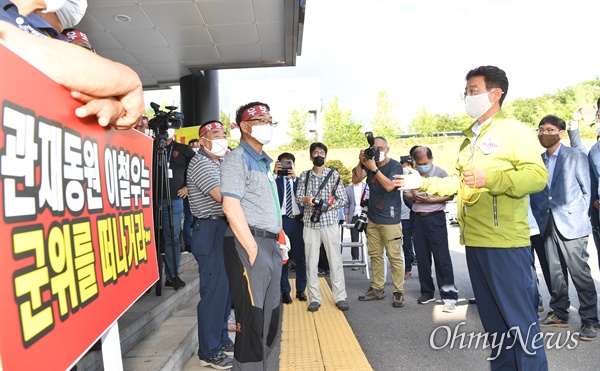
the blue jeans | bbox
[162,198,183,277]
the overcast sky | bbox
[148,0,600,126]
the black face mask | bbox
[313,156,325,167]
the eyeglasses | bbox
[537,128,562,134]
[246,118,278,127]
[461,88,496,99]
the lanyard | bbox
[257,160,282,224]
[167,145,173,165]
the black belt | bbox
[415,210,444,217]
[249,226,278,240]
[200,215,228,221]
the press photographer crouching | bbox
[353,134,406,308]
[296,143,349,312]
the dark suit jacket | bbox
[530,144,592,239]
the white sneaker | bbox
[442,302,456,313]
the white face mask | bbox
[144,129,153,138]
[204,138,228,157]
[464,89,495,119]
[56,0,88,29]
[192,147,199,153]
[43,0,68,13]
[167,128,175,139]
[251,124,273,145]
[595,126,600,136]
[377,152,386,163]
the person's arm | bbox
[480,124,548,197]
[222,196,257,265]
[0,21,144,129]
[352,150,368,184]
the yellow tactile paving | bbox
[280,278,373,371]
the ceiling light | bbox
[114,14,131,22]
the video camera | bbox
[363,132,380,161]
[148,102,184,134]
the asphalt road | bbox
[271,222,600,371]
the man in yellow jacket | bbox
[394,66,549,370]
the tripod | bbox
[152,130,183,295]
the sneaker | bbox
[442,302,456,313]
[539,312,569,328]
[358,287,386,301]
[352,266,359,271]
[221,343,234,357]
[579,322,597,341]
[336,300,349,311]
[308,302,320,312]
[227,313,236,332]
[199,351,233,370]
[392,292,405,308]
[318,269,326,276]
[164,277,186,288]
[417,294,435,304]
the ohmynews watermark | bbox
[430,322,579,360]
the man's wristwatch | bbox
[373,168,380,175]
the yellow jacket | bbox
[422,112,548,247]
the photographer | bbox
[352,135,405,308]
[296,142,349,312]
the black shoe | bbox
[165,277,186,288]
[468,297,476,304]
[308,302,320,312]
[221,343,234,357]
[336,300,349,311]
[199,351,233,369]
[296,291,307,301]
[417,294,435,304]
[579,322,597,341]
[282,292,292,304]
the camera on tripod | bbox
[354,199,369,232]
[363,132,380,161]
[148,102,184,135]
[310,198,330,223]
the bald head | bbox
[413,146,432,162]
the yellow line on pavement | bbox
[280,278,373,371]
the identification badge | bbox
[267,172,274,182]
[478,137,501,155]
[168,168,173,178]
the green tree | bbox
[220,111,239,149]
[370,91,398,140]
[408,107,436,136]
[286,108,310,150]
[324,159,351,187]
[322,95,363,148]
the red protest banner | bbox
[0,43,158,370]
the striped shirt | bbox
[187,150,223,218]
[296,167,347,229]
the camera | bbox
[363,132,380,161]
[277,160,293,177]
[310,198,329,223]
[354,199,368,232]
[148,102,184,134]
